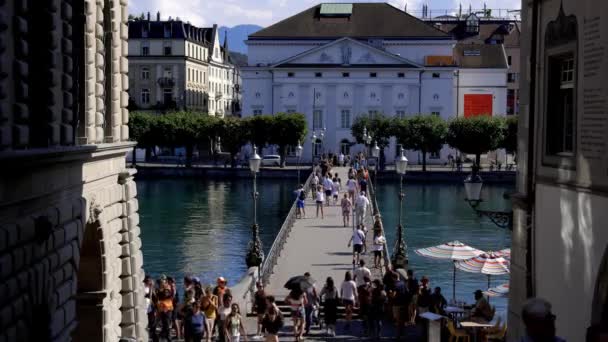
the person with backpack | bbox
[296,184,306,219]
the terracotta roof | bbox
[453,43,508,68]
[250,3,450,39]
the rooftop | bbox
[250,3,450,39]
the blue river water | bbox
[137,176,512,318]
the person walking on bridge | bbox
[320,277,339,337]
[341,193,352,227]
[355,191,371,228]
[322,175,333,206]
[340,271,358,331]
[303,272,319,336]
[348,225,367,265]
[315,186,325,219]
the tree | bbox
[245,115,273,150]
[268,113,308,167]
[351,114,393,148]
[157,111,212,167]
[499,116,518,155]
[395,115,448,172]
[446,116,504,167]
[213,117,249,168]
[128,112,159,165]
[351,114,393,170]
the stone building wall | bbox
[0,1,147,341]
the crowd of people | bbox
[144,275,248,342]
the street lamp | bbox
[311,132,317,171]
[371,140,380,208]
[464,169,513,229]
[246,145,264,278]
[295,141,303,185]
[392,147,409,269]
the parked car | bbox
[261,155,281,167]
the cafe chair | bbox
[446,320,471,342]
[486,323,507,341]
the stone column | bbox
[61,0,75,145]
[120,0,129,141]
[94,0,105,143]
[83,0,97,144]
[12,0,28,148]
[0,1,10,149]
[118,170,147,340]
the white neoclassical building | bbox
[242,3,459,164]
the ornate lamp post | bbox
[311,132,317,171]
[392,147,409,269]
[464,168,513,229]
[246,145,264,278]
[371,140,380,209]
[295,141,303,185]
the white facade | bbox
[243,37,457,163]
[454,68,508,117]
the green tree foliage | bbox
[156,111,214,167]
[245,115,273,149]
[499,116,518,155]
[213,117,248,168]
[351,114,393,148]
[395,115,448,172]
[269,113,308,167]
[128,112,160,165]
[446,116,504,167]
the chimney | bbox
[157,11,161,21]
[147,12,150,21]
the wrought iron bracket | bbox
[465,199,513,230]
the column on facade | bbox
[107,0,122,143]
[0,0,13,149]
[156,65,163,103]
[83,0,97,144]
[381,85,392,117]
[298,84,311,160]
[119,0,129,141]
[46,1,62,146]
[272,83,281,115]
[118,170,147,339]
[172,64,179,106]
[326,84,337,154]
[94,0,105,143]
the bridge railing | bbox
[260,172,313,286]
[367,171,392,270]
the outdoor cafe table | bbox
[460,321,495,342]
[445,306,467,321]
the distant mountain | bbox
[229,51,248,67]
[218,24,264,54]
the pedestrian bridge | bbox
[262,167,389,297]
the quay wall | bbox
[134,166,516,184]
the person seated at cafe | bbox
[429,286,447,316]
[471,289,494,323]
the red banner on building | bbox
[464,94,493,117]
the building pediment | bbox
[271,38,421,68]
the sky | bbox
[128,0,521,28]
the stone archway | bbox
[589,244,608,337]
[72,201,105,342]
